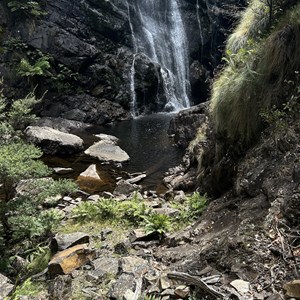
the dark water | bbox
[45,113,183,193]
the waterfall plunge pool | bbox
[43,113,183,194]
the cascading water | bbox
[126,1,138,117]
[126,0,191,113]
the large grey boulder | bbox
[25,126,84,155]
[0,273,14,299]
[85,141,129,162]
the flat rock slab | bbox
[51,232,90,251]
[25,126,83,155]
[85,141,129,162]
[0,273,14,299]
[48,244,95,277]
[230,279,250,295]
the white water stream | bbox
[126,0,191,115]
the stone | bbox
[91,257,119,279]
[230,279,250,295]
[63,196,73,202]
[87,194,101,201]
[153,207,180,217]
[175,286,190,298]
[114,241,130,255]
[11,255,27,273]
[102,191,114,199]
[0,273,14,299]
[123,289,135,300]
[85,141,129,162]
[25,126,83,155]
[120,256,150,277]
[160,276,171,290]
[114,180,141,196]
[284,280,300,299]
[51,232,90,251]
[129,228,159,242]
[53,167,74,174]
[79,164,102,181]
[48,275,72,300]
[109,274,135,299]
[126,174,147,184]
[174,190,186,203]
[48,244,95,277]
[94,133,119,144]
[162,289,175,296]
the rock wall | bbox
[0,0,245,123]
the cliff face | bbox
[0,0,245,123]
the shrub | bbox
[186,192,207,219]
[7,0,47,17]
[144,214,172,236]
[0,143,50,200]
[17,56,50,78]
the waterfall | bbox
[126,1,138,117]
[127,0,190,113]
[196,0,204,59]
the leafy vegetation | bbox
[17,56,51,78]
[9,279,44,300]
[3,38,81,94]
[72,192,207,238]
[0,81,77,277]
[72,195,150,227]
[144,213,172,236]
[7,0,47,17]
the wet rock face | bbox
[1,0,245,119]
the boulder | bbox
[284,280,300,299]
[85,141,129,162]
[25,126,83,155]
[0,273,14,299]
[48,244,95,277]
[79,164,102,181]
[109,274,135,299]
[114,180,141,196]
[51,232,90,252]
[90,257,119,279]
